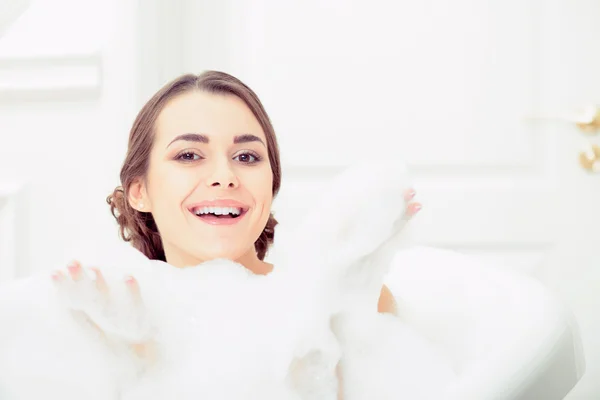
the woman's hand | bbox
[333,189,421,399]
[404,188,422,218]
[50,261,157,364]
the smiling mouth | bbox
[189,206,248,224]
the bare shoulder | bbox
[377,284,398,315]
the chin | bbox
[195,244,250,264]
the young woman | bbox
[52,70,422,396]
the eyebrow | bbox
[234,134,265,146]
[166,133,265,148]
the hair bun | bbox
[255,213,278,260]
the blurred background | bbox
[0,0,599,397]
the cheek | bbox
[249,168,274,205]
[241,167,274,219]
[148,165,197,213]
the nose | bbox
[206,160,239,189]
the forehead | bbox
[154,90,266,144]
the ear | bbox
[127,178,151,213]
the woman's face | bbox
[135,91,273,267]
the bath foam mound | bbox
[0,158,459,400]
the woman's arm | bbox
[377,284,398,315]
[337,284,398,399]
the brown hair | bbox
[106,71,282,261]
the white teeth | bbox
[193,206,242,216]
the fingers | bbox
[406,202,422,216]
[50,262,154,348]
[51,270,66,284]
[51,261,143,307]
[50,260,85,287]
[53,262,106,292]
[50,263,107,337]
[91,268,109,295]
[66,260,84,281]
[51,261,109,312]
[125,275,143,307]
[403,188,422,217]
[61,260,95,288]
[54,261,99,294]
[130,340,157,363]
[123,275,155,347]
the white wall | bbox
[0,1,598,397]
[137,2,600,398]
[6,0,550,276]
[0,0,139,277]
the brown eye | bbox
[238,154,253,163]
[234,152,261,164]
[176,151,201,162]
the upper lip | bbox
[187,199,249,213]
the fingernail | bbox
[124,276,135,285]
[408,189,416,199]
[51,272,61,282]
[414,204,422,213]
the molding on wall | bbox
[0,0,105,103]
[0,0,32,38]
[0,181,29,282]
[0,52,103,102]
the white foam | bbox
[0,158,457,399]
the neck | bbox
[163,244,273,275]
